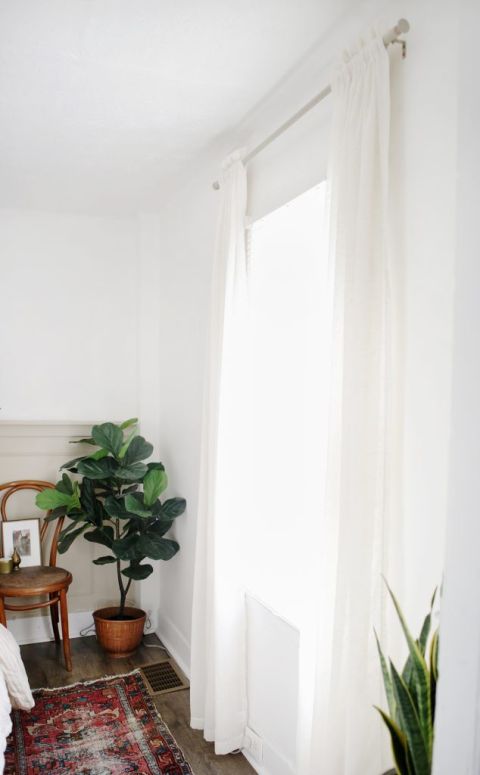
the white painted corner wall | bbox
[0,209,165,637]
[153,2,459,772]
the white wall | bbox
[154,2,458,771]
[433,1,480,771]
[0,208,167,634]
[0,209,138,422]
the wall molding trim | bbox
[9,610,95,646]
[155,612,191,678]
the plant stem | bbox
[114,516,126,617]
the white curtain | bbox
[297,31,397,775]
[190,150,251,754]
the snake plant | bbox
[375,582,439,775]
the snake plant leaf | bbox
[374,707,409,775]
[374,629,396,720]
[123,435,153,465]
[91,422,124,457]
[430,629,439,722]
[430,629,439,683]
[385,580,432,754]
[92,555,116,565]
[84,526,114,549]
[121,562,154,580]
[390,662,431,775]
[58,525,88,553]
[125,493,152,518]
[143,468,168,506]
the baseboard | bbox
[155,613,191,678]
[9,610,94,645]
[243,743,295,775]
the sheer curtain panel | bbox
[297,31,398,775]
[190,151,251,754]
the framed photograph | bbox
[1,519,42,567]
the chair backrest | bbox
[0,480,64,567]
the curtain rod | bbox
[212,18,410,190]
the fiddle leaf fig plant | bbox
[375,581,439,775]
[36,419,185,618]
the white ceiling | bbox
[0,0,352,215]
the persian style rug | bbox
[4,670,194,774]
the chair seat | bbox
[0,566,72,596]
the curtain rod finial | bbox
[212,181,220,191]
[396,18,410,34]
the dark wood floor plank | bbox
[21,634,254,775]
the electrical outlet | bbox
[243,727,263,762]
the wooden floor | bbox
[21,633,254,775]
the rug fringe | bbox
[32,668,141,694]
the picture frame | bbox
[1,518,42,568]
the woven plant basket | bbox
[93,606,146,658]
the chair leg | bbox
[49,594,60,643]
[59,589,72,672]
[0,596,6,627]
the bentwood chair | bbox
[0,481,73,671]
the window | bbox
[246,182,330,628]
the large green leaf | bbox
[115,462,148,481]
[118,429,137,459]
[92,555,116,565]
[143,468,168,506]
[92,422,124,457]
[79,477,97,517]
[89,448,110,461]
[120,418,138,430]
[121,563,153,581]
[385,580,432,756]
[159,497,186,519]
[104,496,131,520]
[77,457,118,480]
[112,535,143,561]
[374,707,409,775]
[146,461,165,472]
[125,493,152,518]
[36,487,80,512]
[390,662,430,775]
[150,517,175,537]
[84,526,114,549]
[69,437,96,445]
[56,473,74,495]
[137,535,179,561]
[58,525,87,553]
[123,436,153,465]
[61,455,87,471]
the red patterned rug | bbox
[5,670,194,774]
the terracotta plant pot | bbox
[93,606,146,658]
